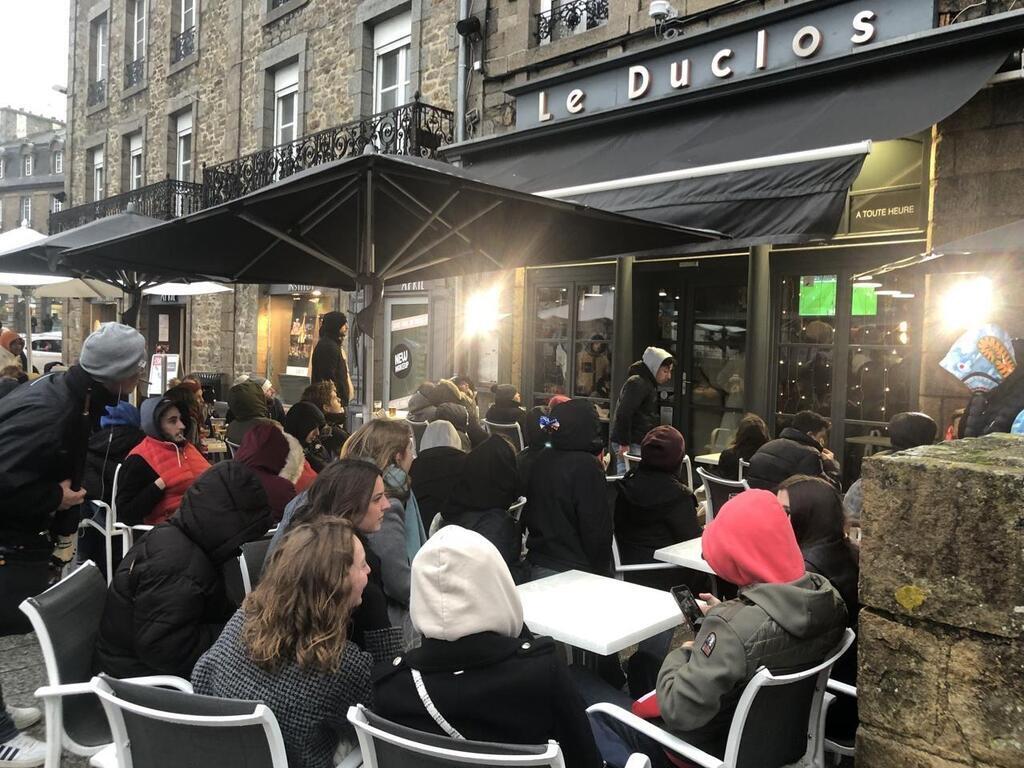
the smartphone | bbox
[671,584,704,632]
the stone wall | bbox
[857,435,1024,768]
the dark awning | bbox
[447,12,1024,251]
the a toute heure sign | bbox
[515,0,935,129]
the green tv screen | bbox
[798,277,877,316]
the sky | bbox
[0,0,70,121]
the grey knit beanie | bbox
[80,322,147,381]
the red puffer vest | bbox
[127,437,210,524]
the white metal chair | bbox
[91,675,285,768]
[738,459,750,481]
[696,467,749,525]
[586,628,855,768]
[709,427,734,453]
[78,499,129,586]
[239,536,274,595]
[823,679,857,762]
[611,534,677,582]
[226,440,240,457]
[348,704,649,768]
[19,562,192,768]
[508,496,527,523]
[624,453,642,472]
[679,455,694,489]
[484,419,525,451]
[107,463,153,549]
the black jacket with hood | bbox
[485,385,530,439]
[94,461,272,679]
[225,380,277,445]
[524,399,610,575]
[310,311,351,407]
[611,348,673,446]
[410,446,466,532]
[0,365,117,551]
[746,428,839,492]
[408,380,487,447]
[83,422,145,506]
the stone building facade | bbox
[0,108,65,234]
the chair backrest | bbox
[724,628,856,768]
[92,675,287,768]
[508,496,527,523]
[111,462,123,523]
[679,455,694,490]
[738,459,750,481]
[484,420,525,452]
[696,467,749,524]
[20,562,111,748]
[212,400,229,419]
[624,453,641,472]
[239,537,273,595]
[409,419,428,453]
[710,428,734,452]
[226,440,240,457]
[348,705,564,768]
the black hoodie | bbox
[524,399,611,575]
[485,384,530,439]
[310,311,351,407]
[94,461,272,679]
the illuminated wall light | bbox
[942,276,996,332]
[464,285,502,338]
[875,289,901,296]
[893,292,915,299]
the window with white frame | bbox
[20,196,31,225]
[131,0,147,61]
[176,111,192,182]
[0,158,6,179]
[92,147,105,201]
[23,155,33,177]
[128,131,144,190]
[94,14,108,81]
[273,62,299,146]
[373,12,411,112]
[182,0,195,32]
[53,151,63,174]
[51,195,63,214]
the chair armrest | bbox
[131,524,154,532]
[827,679,857,699]
[617,562,678,572]
[121,675,193,693]
[34,682,94,699]
[625,754,651,768]
[335,748,363,768]
[585,703,725,768]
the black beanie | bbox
[640,425,686,472]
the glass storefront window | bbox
[535,286,570,339]
[780,275,838,344]
[574,284,614,399]
[776,345,834,418]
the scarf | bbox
[384,464,427,561]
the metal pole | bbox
[609,255,634,447]
[744,245,772,420]
[21,287,35,373]
[362,168,376,424]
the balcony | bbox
[536,0,609,44]
[125,58,145,88]
[171,26,196,64]
[939,0,1016,25]
[48,178,204,234]
[202,98,454,208]
[87,79,106,106]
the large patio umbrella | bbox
[58,153,722,416]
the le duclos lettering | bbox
[536,8,879,122]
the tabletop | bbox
[694,453,721,467]
[202,438,228,455]
[844,435,892,448]
[654,537,716,575]
[516,570,682,655]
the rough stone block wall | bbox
[857,435,1024,768]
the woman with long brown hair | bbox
[192,518,377,768]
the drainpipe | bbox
[456,0,469,143]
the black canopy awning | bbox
[447,12,1024,250]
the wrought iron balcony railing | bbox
[125,57,145,88]
[202,97,454,208]
[171,26,196,64]
[48,178,204,234]
[536,0,609,44]
[87,79,106,106]
[939,0,1016,25]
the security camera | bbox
[649,1,676,22]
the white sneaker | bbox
[4,706,41,731]
[0,733,46,767]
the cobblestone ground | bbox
[1,632,89,768]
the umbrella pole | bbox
[362,169,375,425]
[21,287,34,373]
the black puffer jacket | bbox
[615,468,699,564]
[82,425,145,505]
[94,461,273,679]
[961,365,1024,437]
[611,361,659,446]
[525,399,610,575]
[0,366,117,551]
[485,385,530,440]
[410,446,466,532]
[746,428,838,492]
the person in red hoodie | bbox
[232,422,303,522]
[116,396,210,526]
[578,489,848,768]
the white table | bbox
[654,537,716,576]
[516,570,682,655]
[694,453,721,467]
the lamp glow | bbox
[942,277,995,332]
[464,285,502,338]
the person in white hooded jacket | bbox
[611,346,675,475]
[372,526,602,768]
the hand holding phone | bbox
[671,584,704,632]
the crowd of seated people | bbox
[1,323,940,768]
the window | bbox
[537,0,609,45]
[92,147,105,201]
[128,131,144,190]
[94,15,108,82]
[53,151,63,174]
[373,12,411,112]
[131,0,147,61]
[51,195,63,213]
[182,0,195,31]
[22,155,33,177]
[176,112,192,182]
[273,62,299,146]
[20,196,32,225]
[0,158,6,179]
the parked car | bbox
[23,332,64,370]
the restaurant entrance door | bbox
[634,257,748,457]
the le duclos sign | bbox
[516,0,934,128]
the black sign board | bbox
[392,343,412,379]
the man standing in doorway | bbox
[611,346,674,475]
[311,311,353,417]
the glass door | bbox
[384,296,429,410]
